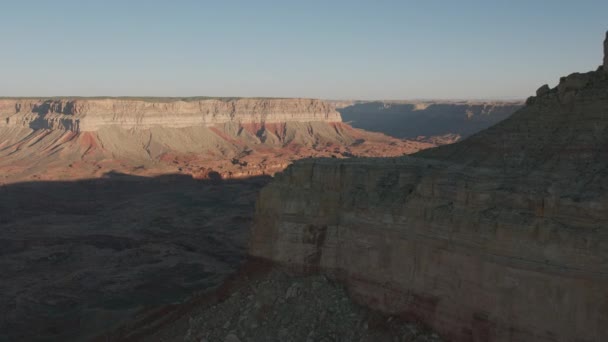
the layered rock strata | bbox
[249,33,608,341]
[0,98,341,132]
[0,97,436,184]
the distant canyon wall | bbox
[0,98,341,132]
[0,97,441,184]
[338,101,522,140]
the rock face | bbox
[249,33,608,341]
[604,31,608,70]
[0,98,341,132]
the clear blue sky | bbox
[1,0,607,100]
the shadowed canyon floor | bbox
[0,174,269,341]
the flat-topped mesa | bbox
[0,98,341,132]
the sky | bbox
[1,0,607,100]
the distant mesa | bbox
[0,97,437,183]
[0,97,341,132]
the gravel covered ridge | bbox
[160,271,442,342]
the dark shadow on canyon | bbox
[0,172,271,341]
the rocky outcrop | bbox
[604,31,608,71]
[0,98,341,132]
[249,33,608,341]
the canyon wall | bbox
[250,158,608,341]
[0,98,341,132]
[249,35,608,341]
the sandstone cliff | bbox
[249,33,608,341]
[0,98,341,132]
